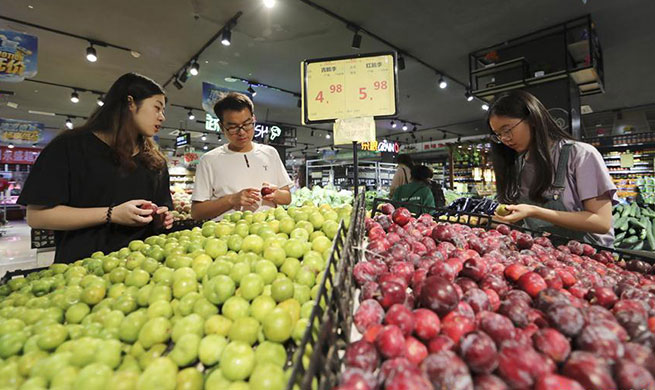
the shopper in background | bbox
[489,90,617,246]
[191,92,292,220]
[389,153,413,196]
[19,73,174,263]
[392,164,436,214]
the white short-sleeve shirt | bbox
[192,143,293,219]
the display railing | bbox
[285,193,365,390]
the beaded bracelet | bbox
[106,205,114,224]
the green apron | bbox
[518,142,601,245]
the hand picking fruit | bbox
[495,204,511,216]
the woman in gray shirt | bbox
[488,91,617,247]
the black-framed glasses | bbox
[223,118,255,135]
[490,118,524,144]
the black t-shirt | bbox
[18,131,172,263]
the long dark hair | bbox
[72,73,167,171]
[488,90,572,203]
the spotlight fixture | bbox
[70,91,80,103]
[465,91,474,102]
[457,136,462,143]
[203,144,208,150]
[482,104,489,111]
[263,0,276,8]
[8,143,14,149]
[96,96,104,106]
[443,133,447,139]
[326,133,331,139]
[247,85,256,96]
[221,29,232,46]
[412,125,417,131]
[179,69,189,83]
[65,118,73,129]
[173,79,184,90]
[189,61,199,76]
[188,110,195,121]
[438,75,447,89]
[85,45,97,62]
[201,133,207,141]
[310,130,314,137]
[397,55,405,71]
[391,121,397,129]
[351,31,362,49]
[402,123,408,131]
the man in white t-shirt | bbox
[191,92,293,220]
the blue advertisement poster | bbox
[202,81,254,132]
[0,118,44,144]
[201,81,253,117]
[0,30,38,82]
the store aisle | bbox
[0,220,51,278]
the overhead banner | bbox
[0,118,43,144]
[0,146,41,164]
[0,30,38,82]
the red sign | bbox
[0,146,41,164]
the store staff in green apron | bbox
[488,90,617,247]
[392,165,436,214]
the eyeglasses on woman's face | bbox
[490,118,524,144]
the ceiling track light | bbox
[247,85,256,96]
[326,133,331,139]
[482,103,490,111]
[201,133,207,141]
[189,60,199,76]
[8,143,15,149]
[391,120,397,129]
[188,110,196,121]
[351,31,362,49]
[65,118,73,129]
[85,44,97,62]
[173,79,184,90]
[438,75,447,89]
[221,28,232,46]
[70,91,79,103]
[412,125,417,131]
[310,130,314,137]
[96,95,104,106]
[203,144,208,150]
[263,0,276,8]
[465,90,474,102]
[402,122,408,131]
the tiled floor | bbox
[0,219,53,278]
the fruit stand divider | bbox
[285,193,366,390]
[371,197,654,265]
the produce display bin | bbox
[285,194,366,390]
[297,196,655,389]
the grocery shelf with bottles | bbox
[585,134,655,201]
[447,143,496,196]
[306,158,396,192]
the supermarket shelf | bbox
[609,170,654,175]
[605,162,651,167]
[596,142,655,151]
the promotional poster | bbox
[0,30,38,82]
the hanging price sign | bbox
[301,52,398,124]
